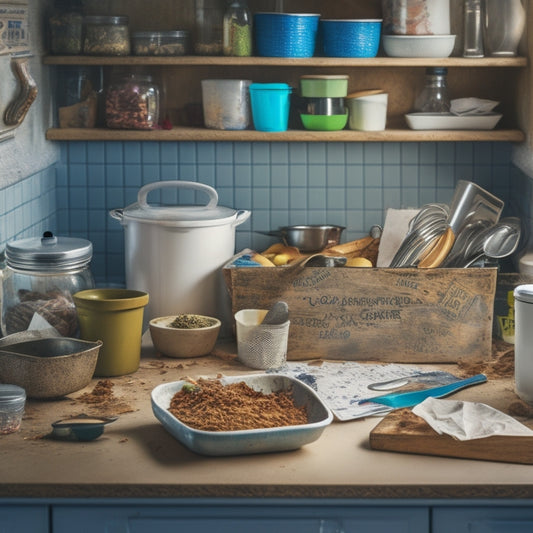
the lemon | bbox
[345,257,373,268]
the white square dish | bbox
[151,374,333,456]
[405,112,503,130]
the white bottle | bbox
[513,284,533,404]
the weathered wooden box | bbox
[223,266,497,363]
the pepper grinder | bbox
[463,0,484,57]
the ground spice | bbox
[457,338,514,379]
[76,379,134,417]
[169,314,216,329]
[168,378,308,431]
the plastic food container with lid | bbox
[1,231,95,337]
[0,385,26,434]
[132,30,190,56]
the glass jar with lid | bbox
[413,67,450,113]
[1,231,95,337]
[105,73,160,130]
[83,15,130,56]
[48,0,83,55]
[194,0,223,55]
[223,0,252,56]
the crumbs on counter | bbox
[76,379,134,417]
[457,338,514,379]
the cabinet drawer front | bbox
[0,505,49,533]
[433,507,533,533]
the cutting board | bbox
[369,409,533,464]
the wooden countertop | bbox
[2,338,533,501]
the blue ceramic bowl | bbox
[320,19,382,58]
[254,13,320,57]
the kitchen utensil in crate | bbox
[235,309,289,370]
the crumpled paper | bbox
[412,397,533,441]
[450,98,499,116]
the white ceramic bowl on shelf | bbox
[382,35,456,58]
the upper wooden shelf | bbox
[43,55,528,68]
[45,127,526,143]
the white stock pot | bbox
[110,181,251,333]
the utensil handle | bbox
[137,180,218,210]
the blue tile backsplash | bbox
[1,140,527,285]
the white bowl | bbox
[382,35,456,58]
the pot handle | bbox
[109,208,124,221]
[233,209,251,227]
[137,180,218,210]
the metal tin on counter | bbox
[1,232,95,337]
[105,74,160,130]
[83,15,130,56]
[132,30,190,56]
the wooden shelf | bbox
[44,55,528,68]
[45,127,526,143]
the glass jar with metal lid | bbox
[83,15,130,56]
[1,231,95,337]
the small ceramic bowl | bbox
[0,338,101,399]
[149,314,221,358]
[382,34,456,58]
[300,113,348,131]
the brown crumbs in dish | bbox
[168,378,308,431]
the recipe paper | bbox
[270,361,460,421]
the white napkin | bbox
[412,397,533,441]
[450,98,499,116]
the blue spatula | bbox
[359,374,487,409]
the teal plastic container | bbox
[249,83,292,132]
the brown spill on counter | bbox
[75,379,135,418]
[457,338,514,379]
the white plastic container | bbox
[513,284,533,404]
[235,309,290,370]
[110,181,250,334]
[201,79,252,130]
[346,91,388,131]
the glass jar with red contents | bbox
[105,73,160,130]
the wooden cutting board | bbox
[369,409,533,464]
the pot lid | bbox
[5,231,93,272]
[113,181,249,227]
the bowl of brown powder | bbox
[149,314,221,358]
[151,374,333,455]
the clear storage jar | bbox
[0,385,26,434]
[194,0,223,55]
[1,232,95,337]
[223,0,252,56]
[83,15,130,56]
[132,30,190,56]
[105,74,160,130]
[48,0,83,55]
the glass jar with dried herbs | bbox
[83,15,130,56]
[223,0,252,56]
[48,0,83,55]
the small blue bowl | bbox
[254,13,320,58]
[320,19,382,58]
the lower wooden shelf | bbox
[45,127,526,143]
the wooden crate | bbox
[223,266,497,363]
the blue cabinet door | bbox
[434,507,533,533]
[0,505,49,533]
[53,504,429,533]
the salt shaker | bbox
[513,284,533,404]
[463,0,484,57]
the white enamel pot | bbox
[110,181,250,334]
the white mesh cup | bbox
[235,309,290,370]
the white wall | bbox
[0,0,58,188]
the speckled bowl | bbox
[0,338,101,399]
[149,314,221,358]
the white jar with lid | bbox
[1,231,94,337]
[513,284,533,404]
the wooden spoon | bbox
[418,227,455,269]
